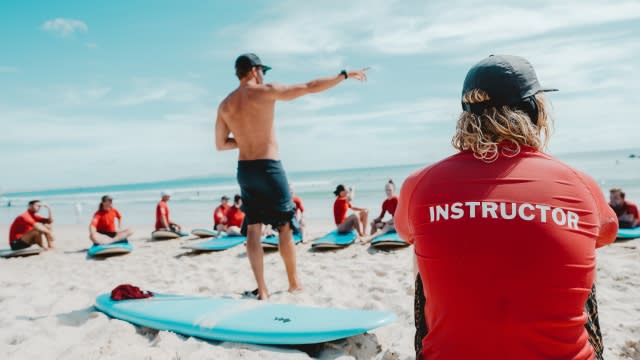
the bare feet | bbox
[288,286,303,294]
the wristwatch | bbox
[340,70,348,79]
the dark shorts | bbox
[237,160,298,234]
[10,239,31,251]
[98,231,117,238]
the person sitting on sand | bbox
[364,179,398,242]
[155,191,182,233]
[290,185,305,238]
[609,188,639,228]
[8,200,55,250]
[333,184,368,237]
[90,195,134,245]
[396,55,617,359]
[221,194,245,236]
[213,195,230,231]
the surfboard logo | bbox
[274,317,291,323]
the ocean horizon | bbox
[2,147,639,226]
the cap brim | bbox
[262,65,272,72]
[540,87,559,92]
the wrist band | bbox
[340,70,348,79]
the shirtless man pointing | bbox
[216,53,367,300]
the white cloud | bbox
[41,18,88,37]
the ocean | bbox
[1,148,639,227]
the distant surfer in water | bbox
[609,188,639,228]
[215,53,367,299]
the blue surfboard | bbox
[261,233,303,249]
[95,293,396,345]
[617,227,640,240]
[371,231,409,248]
[312,230,357,249]
[182,235,246,252]
[88,240,133,257]
[0,247,43,258]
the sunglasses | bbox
[256,66,269,75]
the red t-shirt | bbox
[224,206,245,228]
[91,208,122,233]
[396,147,618,360]
[333,196,351,225]
[293,196,304,213]
[611,200,639,223]
[378,196,398,219]
[155,200,170,230]
[214,204,230,226]
[9,210,50,243]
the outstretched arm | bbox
[215,111,238,151]
[265,68,368,101]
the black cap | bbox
[461,55,557,114]
[235,53,271,74]
[333,184,346,196]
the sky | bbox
[1,0,639,192]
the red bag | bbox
[111,284,153,301]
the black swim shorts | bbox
[10,239,31,250]
[237,160,298,234]
[98,231,117,238]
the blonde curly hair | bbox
[452,89,551,162]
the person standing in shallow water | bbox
[396,54,617,359]
[215,53,368,300]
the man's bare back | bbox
[217,85,279,161]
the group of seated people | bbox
[332,180,398,242]
[8,186,639,250]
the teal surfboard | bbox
[261,233,303,249]
[191,228,219,238]
[617,227,640,240]
[88,240,133,257]
[182,235,246,251]
[312,230,357,249]
[0,247,43,258]
[95,293,396,345]
[371,231,409,248]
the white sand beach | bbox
[1,222,639,359]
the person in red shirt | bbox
[8,200,55,250]
[213,195,230,231]
[290,185,305,239]
[155,191,182,232]
[221,194,245,236]
[609,188,639,228]
[396,55,617,360]
[89,195,134,245]
[333,184,368,237]
[364,179,398,242]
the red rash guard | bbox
[396,146,618,360]
[91,208,122,233]
[214,204,230,226]
[155,200,170,230]
[333,196,351,225]
[224,206,245,228]
[9,211,50,243]
[293,196,305,213]
[378,196,398,219]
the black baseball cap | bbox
[461,55,558,115]
[235,53,271,74]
